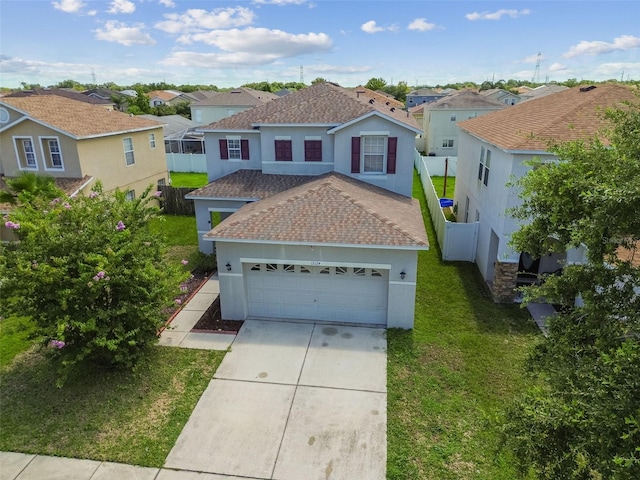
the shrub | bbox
[0,184,186,385]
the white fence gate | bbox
[166,153,207,173]
[414,151,478,262]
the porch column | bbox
[492,261,518,303]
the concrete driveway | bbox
[165,319,387,480]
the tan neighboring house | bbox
[148,90,194,108]
[0,94,169,202]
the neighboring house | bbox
[4,88,114,109]
[518,84,569,102]
[186,82,428,328]
[353,86,404,109]
[83,88,134,111]
[479,88,521,105]
[406,88,447,108]
[189,88,279,126]
[148,90,193,108]
[454,84,636,302]
[0,94,169,201]
[140,114,204,153]
[423,90,506,156]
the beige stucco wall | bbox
[76,127,169,195]
[0,120,82,178]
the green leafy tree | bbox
[0,184,186,385]
[127,87,151,114]
[502,95,640,479]
[0,172,62,206]
[365,77,387,91]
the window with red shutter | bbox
[351,137,360,173]
[275,140,292,161]
[304,140,322,162]
[241,139,250,160]
[386,137,397,174]
[219,139,228,160]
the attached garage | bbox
[245,262,388,325]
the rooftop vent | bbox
[385,101,390,105]
[390,107,396,112]
[579,85,596,92]
[368,99,375,104]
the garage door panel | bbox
[246,263,388,325]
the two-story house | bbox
[422,90,506,156]
[455,84,636,302]
[406,88,447,108]
[0,95,169,200]
[186,82,428,328]
[479,88,521,106]
[189,88,279,126]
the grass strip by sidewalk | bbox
[0,346,224,467]
[386,171,540,479]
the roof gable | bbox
[200,82,419,132]
[428,90,506,110]
[458,84,636,151]
[205,172,428,248]
[0,95,164,139]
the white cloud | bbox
[161,51,274,68]
[563,35,640,58]
[179,27,332,55]
[466,9,531,21]
[361,20,397,34]
[88,9,97,16]
[408,18,437,32]
[108,0,136,14]
[519,53,544,64]
[594,62,640,76]
[306,64,372,74]
[52,0,85,13]
[95,21,156,46]
[548,62,569,73]
[159,0,175,7]
[155,7,255,35]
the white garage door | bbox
[246,263,388,325]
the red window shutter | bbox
[387,137,397,174]
[351,137,360,173]
[304,140,322,162]
[275,140,292,161]
[241,139,249,160]
[219,139,228,160]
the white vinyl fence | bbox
[166,153,207,173]
[414,151,478,262]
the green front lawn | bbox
[430,175,456,198]
[386,172,539,479]
[0,347,223,467]
[0,316,38,368]
[168,172,208,188]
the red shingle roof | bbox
[458,84,637,151]
[204,172,428,248]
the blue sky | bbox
[1,0,638,88]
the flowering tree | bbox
[0,184,185,384]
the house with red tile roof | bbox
[0,94,169,203]
[187,82,427,328]
[454,84,636,302]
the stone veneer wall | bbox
[492,261,519,303]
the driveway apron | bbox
[164,319,387,480]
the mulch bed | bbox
[191,296,244,334]
[164,269,244,334]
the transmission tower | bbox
[532,52,541,84]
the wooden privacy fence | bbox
[157,185,195,216]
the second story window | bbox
[219,138,249,160]
[228,139,242,159]
[275,139,292,161]
[123,137,135,166]
[362,136,385,173]
[42,137,63,170]
[149,133,156,149]
[442,139,454,149]
[304,139,322,162]
[15,137,37,170]
[478,146,485,181]
[478,146,491,186]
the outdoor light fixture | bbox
[226,262,232,272]
[400,270,406,280]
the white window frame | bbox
[14,136,38,170]
[478,146,485,181]
[125,189,135,201]
[483,149,491,186]
[450,114,457,122]
[39,136,64,170]
[123,137,135,166]
[149,133,156,149]
[227,138,242,160]
[442,139,454,149]
[194,109,202,123]
[361,135,387,174]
